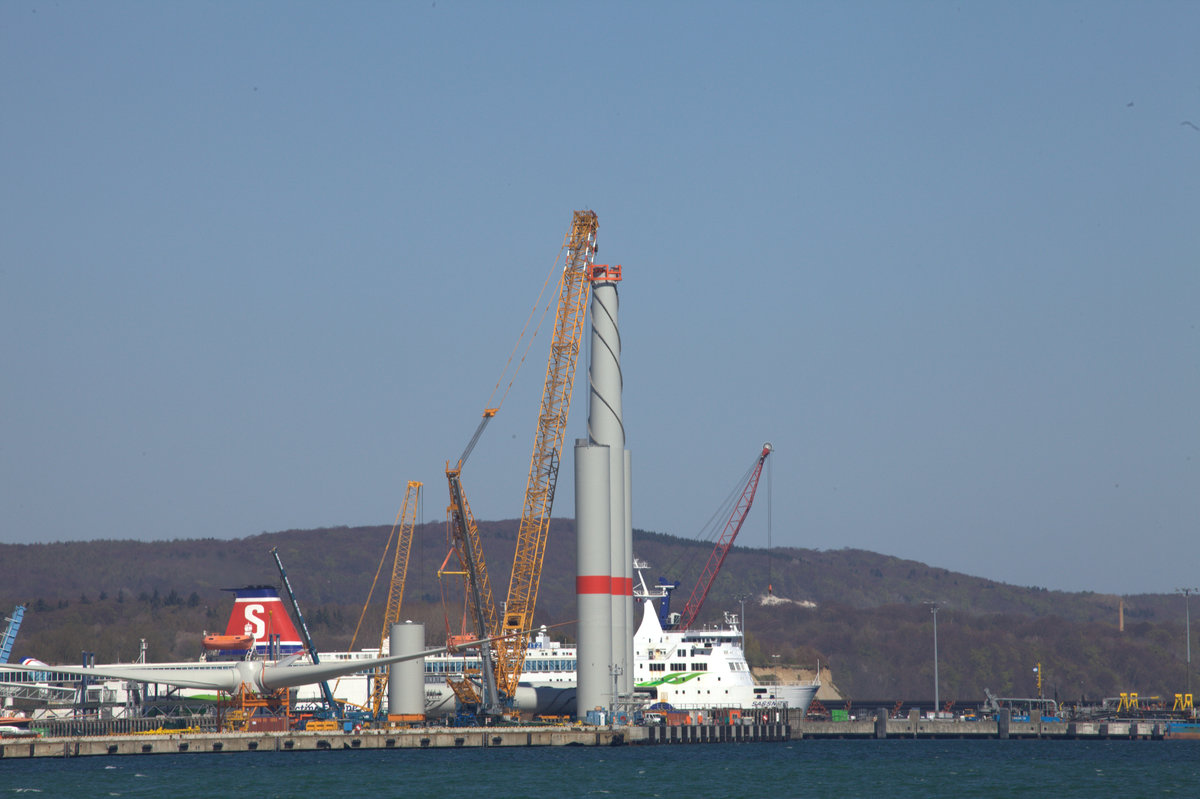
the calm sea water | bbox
[4,739,1200,798]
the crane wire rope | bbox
[440,230,576,650]
[480,236,575,418]
[767,453,773,593]
[454,235,572,468]
[658,457,760,582]
[332,502,410,695]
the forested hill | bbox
[0,522,1188,703]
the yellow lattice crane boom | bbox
[494,210,599,699]
[368,480,421,718]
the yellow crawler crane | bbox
[368,480,422,719]
[493,210,598,700]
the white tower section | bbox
[388,622,425,719]
[574,262,630,717]
[574,440,611,715]
[588,265,632,698]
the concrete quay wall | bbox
[3,719,1174,758]
[1,720,803,758]
[0,726,642,759]
[791,718,1168,740]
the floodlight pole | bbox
[925,602,940,713]
[1179,588,1198,696]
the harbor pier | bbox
[791,709,1169,741]
[3,716,1187,757]
[1,725,639,758]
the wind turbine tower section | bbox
[574,440,612,715]
[575,259,631,717]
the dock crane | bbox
[270,547,342,718]
[443,409,504,715]
[673,442,773,631]
[441,210,600,714]
[368,480,422,719]
[494,209,598,701]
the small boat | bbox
[202,633,254,651]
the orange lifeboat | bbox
[202,633,255,651]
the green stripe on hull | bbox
[635,672,703,688]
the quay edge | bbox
[5,718,1186,758]
[1,723,801,758]
[0,726,637,758]
[791,716,1171,741]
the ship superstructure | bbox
[632,596,817,714]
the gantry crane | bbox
[674,443,773,631]
[368,480,422,719]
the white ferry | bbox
[632,598,818,714]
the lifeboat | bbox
[202,633,254,651]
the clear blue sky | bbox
[2,1,1197,595]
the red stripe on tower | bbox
[576,575,613,594]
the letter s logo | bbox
[244,603,267,640]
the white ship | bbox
[628,560,819,715]
[632,598,818,714]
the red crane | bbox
[675,442,773,631]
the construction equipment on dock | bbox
[443,408,503,715]
[495,210,597,700]
[270,547,341,719]
[440,211,599,716]
[1,605,26,664]
[369,480,422,720]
